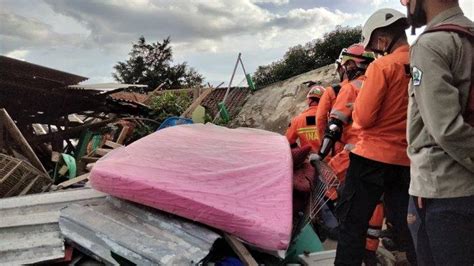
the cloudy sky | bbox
[1,0,472,86]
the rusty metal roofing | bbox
[0,188,106,265]
[201,87,250,118]
[0,56,87,89]
[59,196,220,265]
[68,83,147,91]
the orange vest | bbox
[330,76,365,147]
[352,45,411,166]
[316,80,349,140]
[286,105,321,152]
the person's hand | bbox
[309,153,322,167]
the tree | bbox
[253,26,362,88]
[113,36,204,90]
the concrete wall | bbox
[231,65,338,134]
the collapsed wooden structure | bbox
[0,55,149,170]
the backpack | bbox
[421,24,474,126]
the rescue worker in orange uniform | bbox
[316,44,373,182]
[316,57,349,141]
[312,44,384,265]
[325,9,416,265]
[316,57,349,159]
[286,85,325,152]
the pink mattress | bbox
[90,124,293,251]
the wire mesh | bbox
[292,159,340,238]
[308,160,340,222]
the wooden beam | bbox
[181,88,213,118]
[81,156,99,163]
[0,109,49,175]
[94,148,112,157]
[116,126,129,144]
[28,118,117,144]
[56,173,89,190]
[224,234,258,266]
[142,82,166,103]
[104,140,123,149]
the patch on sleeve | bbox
[412,67,423,86]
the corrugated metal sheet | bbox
[0,188,106,265]
[59,196,220,265]
[68,83,147,91]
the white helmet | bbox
[361,8,408,49]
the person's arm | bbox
[330,84,356,125]
[285,118,299,148]
[411,37,474,172]
[353,63,386,129]
[316,88,333,139]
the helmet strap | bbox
[385,31,402,54]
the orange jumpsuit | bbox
[352,45,411,166]
[350,46,412,253]
[327,77,364,182]
[328,75,384,253]
[316,80,349,140]
[286,105,321,152]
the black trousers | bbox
[408,195,474,266]
[334,153,416,265]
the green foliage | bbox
[148,91,193,123]
[129,123,154,144]
[113,36,204,90]
[253,26,362,87]
[127,91,193,142]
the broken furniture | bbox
[0,153,52,198]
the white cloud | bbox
[0,9,86,53]
[251,0,290,5]
[39,0,357,53]
[5,49,30,60]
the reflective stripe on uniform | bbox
[367,228,382,238]
[330,109,350,124]
[297,126,317,133]
[351,79,363,89]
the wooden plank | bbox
[94,148,112,157]
[58,165,69,176]
[224,234,258,266]
[18,175,40,196]
[56,173,89,190]
[104,140,123,149]
[181,88,213,118]
[0,109,48,175]
[81,156,99,163]
[142,82,166,103]
[116,126,129,145]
